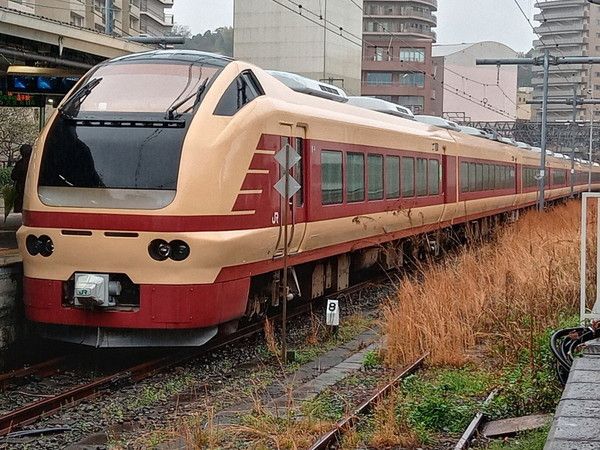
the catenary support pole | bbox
[590,106,594,192]
[539,49,550,211]
[478,54,600,210]
[572,86,578,197]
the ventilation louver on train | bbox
[346,96,415,120]
[268,70,348,103]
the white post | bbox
[581,193,589,322]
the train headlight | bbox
[148,239,171,261]
[38,235,54,257]
[169,240,190,261]
[26,234,54,257]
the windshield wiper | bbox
[165,78,209,120]
[58,77,103,118]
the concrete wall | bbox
[233,0,362,95]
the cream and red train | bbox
[17,50,600,347]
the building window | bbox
[347,153,365,202]
[70,12,84,27]
[366,72,393,85]
[398,96,425,113]
[368,154,384,200]
[321,151,343,205]
[399,48,425,62]
[399,72,425,87]
[402,157,415,197]
[372,47,391,61]
[386,156,400,198]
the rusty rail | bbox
[308,354,427,450]
[0,356,67,390]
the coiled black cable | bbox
[550,325,600,385]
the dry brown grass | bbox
[383,201,585,367]
[366,394,420,449]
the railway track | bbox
[0,356,68,391]
[308,354,427,450]
[0,277,380,438]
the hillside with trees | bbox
[171,25,233,57]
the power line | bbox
[340,0,516,118]
[270,0,516,119]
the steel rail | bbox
[0,278,379,436]
[0,356,67,390]
[308,354,427,450]
[454,389,499,450]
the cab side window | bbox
[214,71,264,116]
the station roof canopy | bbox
[0,6,150,69]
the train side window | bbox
[460,162,469,193]
[347,152,365,202]
[214,70,264,116]
[416,158,427,197]
[495,165,501,189]
[402,157,415,197]
[386,156,400,199]
[321,150,343,205]
[368,154,384,200]
[476,164,483,191]
[468,163,476,192]
[428,159,439,195]
[510,168,515,188]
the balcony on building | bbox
[365,0,437,10]
[535,0,588,9]
[140,0,173,26]
[533,36,585,48]
[533,8,585,22]
[535,23,585,35]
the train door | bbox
[440,153,458,222]
[274,125,307,257]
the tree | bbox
[169,23,192,40]
[0,108,38,166]
[175,27,234,57]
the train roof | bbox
[108,49,233,67]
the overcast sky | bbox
[172,1,538,52]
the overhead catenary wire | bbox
[270,0,516,119]
[342,0,519,118]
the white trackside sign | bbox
[326,299,340,327]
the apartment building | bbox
[1,0,173,37]
[532,0,600,121]
[233,0,362,95]
[361,0,438,114]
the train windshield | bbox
[37,57,229,210]
[63,61,220,115]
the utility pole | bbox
[477,54,600,210]
[539,49,550,211]
[322,0,327,81]
[590,107,595,192]
[528,94,600,196]
[572,85,578,197]
[104,0,113,35]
